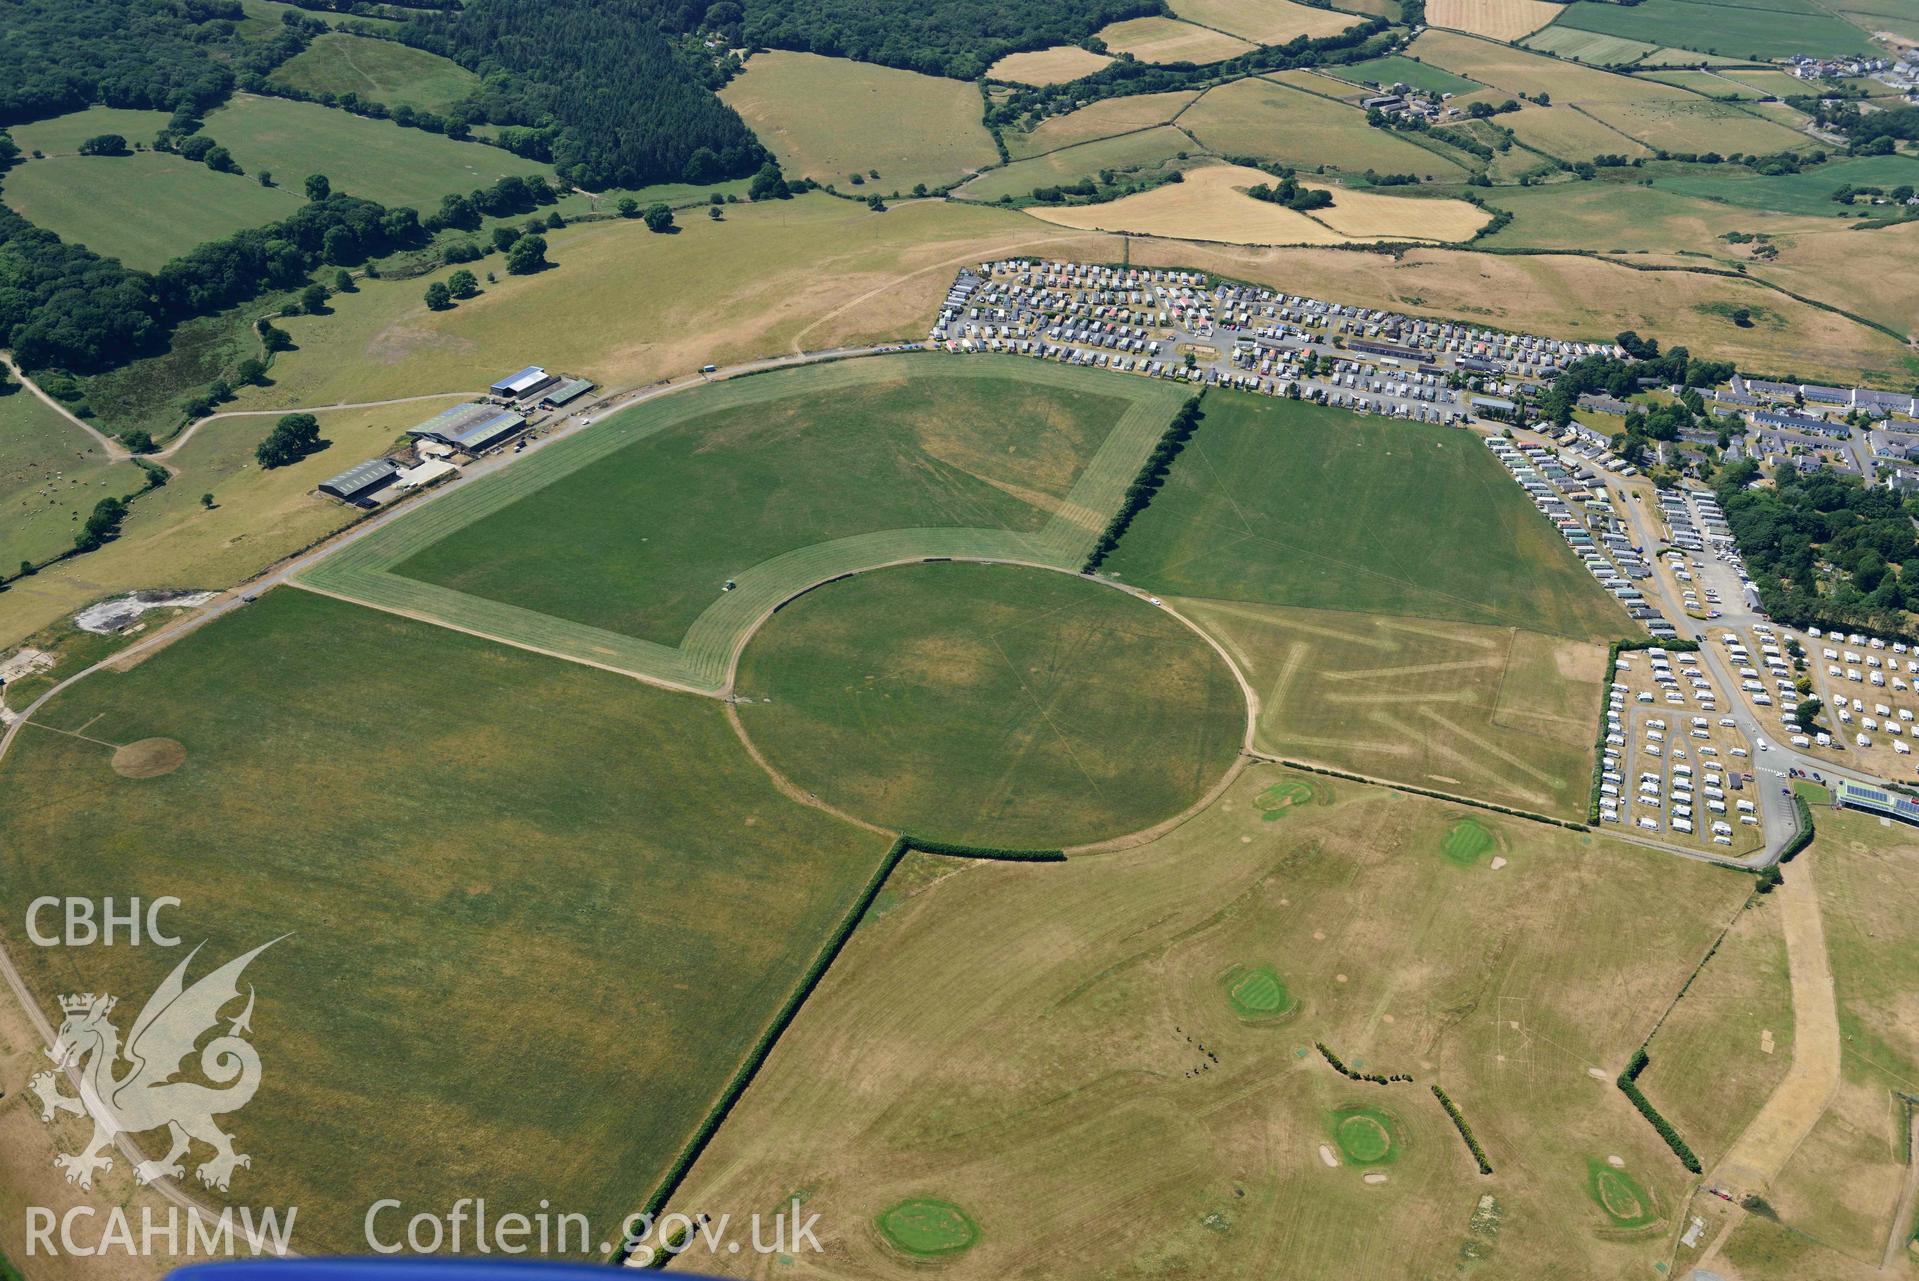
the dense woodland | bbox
[735,0,1163,80]
[1718,460,1919,637]
[0,0,241,125]
[403,0,769,189]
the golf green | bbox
[876,1198,980,1257]
[1586,1160,1658,1228]
[1441,818,1495,866]
[1330,1106,1401,1166]
[1222,964,1296,1020]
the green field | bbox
[1640,69,1770,99]
[721,51,999,193]
[1003,91,1203,160]
[269,33,479,115]
[876,1199,980,1258]
[1332,55,1487,96]
[671,766,1753,1280]
[1,151,303,268]
[1475,179,1842,257]
[1653,155,1919,216]
[1181,76,1473,179]
[1547,0,1881,59]
[1100,391,1631,643]
[957,126,1198,202]
[4,106,172,155]
[202,94,554,210]
[734,563,1245,848]
[0,589,891,1252]
[1178,600,1607,817]
[1521,26,1659,65]
[0,386,149,570]
[308,356,1186,692]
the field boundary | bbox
[294,355,1190,695]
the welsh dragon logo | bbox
[29,939,282,1193]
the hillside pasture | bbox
[1427,0,1563,40]
[1521,26,1659,65]
[1329,55,1487,96]
[1181,600,1606,816]
[959,126,1194,202]
[1023,164,1488,244]
[1650,154,1919,216]
[669,766,1753,1281]
[720,52,998,193]
[4,107,172,155]
[1181,76,1474,179]
[1548,0,1881,59]
[304,355,1188,691]
[1098,390,1631,642]
[268,33,479,115]
[0,387,149,571]
[0,589,892,1253]
[1003,91,1202,159]
[734,562,1246,848]
[1168,0,1366,44]
[985,45,1115,84]
[203,94,553,210]
[1497,104,1654,162]
[0,152,302,269]
[1096,15,1257,63]
[1638,69,1770,98]
[1475,178,1840,257]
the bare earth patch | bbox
[111,737,187,778]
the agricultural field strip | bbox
[296,356,1185,693]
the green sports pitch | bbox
[302,355,1190,693]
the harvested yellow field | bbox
[1096,15,1256,64]
[985,45,1114,85]
[1428,0,1563,40]
[1005,89,1202,158]
[1169,0,1364,44]
[1311,184,1492,240]
[1024,163,1488,245]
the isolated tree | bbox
[506,233,548,275]
[257,169,273,187]
[300,283,328,314]
[78,134,129,156]
[424,281,453,311]
[616,196,639,218]
[235,357,268,386]
[642,202,673,232]
[1794,697,1823,732]
[256,413,323,469]
[708,205,723,220]
[304,173,331,202]
[201,492,215,509]
[204,145,238,174]
[333,268,354,293]
[447,269,479,299]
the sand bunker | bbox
[1363,1172,1389,1185]
[112,738,186,779]
[1318,1144,1339,1167]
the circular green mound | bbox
[735,563,1245,848]
[1330,1106,1401,1166]
[1440,817,1495,866]
[876,1198,979,1258]
[1255,778,1317,821]
[1586,1160,1657,1229]
[1222,963,1296,1020]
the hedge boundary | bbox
[1431,1085,1493,1175]
[902,836,1066,862]
[615,835,910,1262]
[1316,1041,1412,1084]
[1617,1049,1702,1173]
[1277,759,1587,832]
[1083,395,1203,572]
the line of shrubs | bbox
[1431,1085,1492,1175]
[1083,396,1204,572]
[1278,760,1587,833]
[1616,1049,1702,1173]
[616,835,910,1260]
[1316,1042,1412,1085]
[903,836,1066,862]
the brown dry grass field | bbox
[1169,0,1366,44]
[669,766,1753,1279]
[1427,0,1563,41]
[985,45,1114,85]
[1183,600,1606,817]
[1004,89,1202,158]
[1096,14,1257,63]
[1024,163,1490,244]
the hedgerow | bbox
[1617,1049,1702,1173]
[1316,1042,1412,1084]
[903,836,1065,862]
[1083,395,1204,572]
[1279,760,1586,832]
[1431,1085,1492,1175]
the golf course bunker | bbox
[1221,963,1298,1022]
[876,1198,980,1259]
[734,562,1245,848]
[1329,1106,1402,1167]
[1585,1159,1658,1229]
[1440,817,1496,866]
[111,737,187,779]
